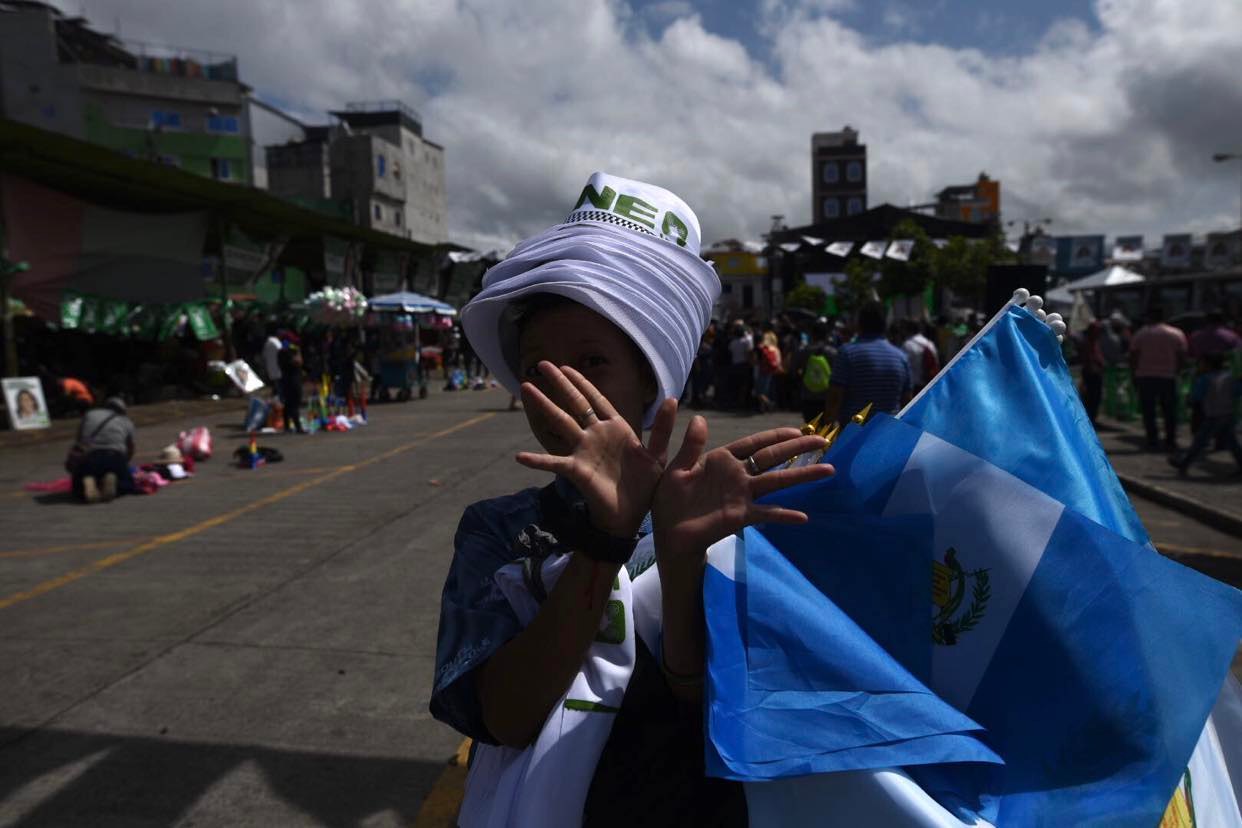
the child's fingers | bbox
[537,362,596,427]
[747,505,810,526]
[669,415,708,471]
[520,382,581,441]
[750,463,835,499]
[515,451,572,475]
[559,365,619,422]
[749,434,828,471]
[646,398,678,464]
[724,427,805,463]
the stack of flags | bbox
[705,291,1242,826]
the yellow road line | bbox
[412,739,471,828]
[0,537,153,560]
[0,414,495,612]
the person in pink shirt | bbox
[1129,306,1189,450]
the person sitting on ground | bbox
[71,396,135,503]
[823,301,912,426]
[432,172,832,827]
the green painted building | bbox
[0,2,251,185]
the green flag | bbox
[158,306,185,341]
[186,304,220,341]
[99,300,130,334]
[61,293,84,329]
[78,297,99,333]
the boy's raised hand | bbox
[652,417,835,576]
[515,362,678,538]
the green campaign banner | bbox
[78,297,99,333]
[61,294,84,329]
[186,304,220,341]
[99,300,130,334]
[159,306,185,341]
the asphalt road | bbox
[0,387,1238,826]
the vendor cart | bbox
[366,292,458,402]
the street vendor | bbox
[431,172,834,826]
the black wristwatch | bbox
[537,484,640,564]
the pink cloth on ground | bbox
[23,477,73,493]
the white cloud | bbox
[60,0,1242,250]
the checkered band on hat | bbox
[566,210,656,238]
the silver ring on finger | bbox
[745,454,761,475]
[578,407,597,428]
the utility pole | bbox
[765,214,786,317]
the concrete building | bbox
[248,97,305,190]
[266,101,447,245]
[935,172,1001,224]
[703,239,769,315]
[0,1,251,183]
[812,126,867,224]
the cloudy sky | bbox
[66,0,1242,251]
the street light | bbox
[1212,152,1242,235]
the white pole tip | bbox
[1026,295,1044,311]
[1012,288,1031,303]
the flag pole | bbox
[897,288,1033,419]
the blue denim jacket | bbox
[430,477,653,742]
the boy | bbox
[431,173,833,826]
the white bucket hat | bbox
[460,172,720,428]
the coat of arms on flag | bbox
[931,549,989,646]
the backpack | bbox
[803,352,832,393]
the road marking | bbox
[412,739,471,828]
[0,414,495,612]
[0,537,152,560]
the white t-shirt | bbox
[262,336,283,382]
[902,337,929,386]
[729,333,754,366]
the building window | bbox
[394,210,402,227]
[392,161,401,181]
[822,162,839,184]
[151,110,182,129]
[374,203,383,221]
[846,160,863,182]
[742,284,754,309]
[377,154,386,178]
[847,197,864,216]
[206,114,240,133]
[210,158,231,180]
[823,198,840,219]
[722,283,733,295]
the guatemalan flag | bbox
[704,295,1242,825]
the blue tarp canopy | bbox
[368,291,457,315]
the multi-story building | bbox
[812,126,867,224]
[935,173,1001,224]
[247,97,305,190]
[266,101,447,246]
[703,239,768,314]
[0,1,251,183]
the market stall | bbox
[366,291,457,401]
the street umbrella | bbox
[368,291,457,316]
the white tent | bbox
[1045,265,1144,306]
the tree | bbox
[933,226,1016,305]
[837,256,877,316]
[878,219,936,299]
[785,282,828,313]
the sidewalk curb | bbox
[1117,472,1242,540]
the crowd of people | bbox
[1076,307,1241,476]
[684,301,979,426]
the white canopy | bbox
[1045,265,1144,306]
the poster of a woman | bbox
[2,377,51,430]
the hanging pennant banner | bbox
[886,239,915,261]
[98,299,130,334]
[1112,235,1144,262]
[860,240,888,259]
[801,236,825,247]
[1161,234,1192,268]
[826,241,854,258]
[186,304,220,341]
[159,306,186,341]
[1204,233,1239,270]
[779,242,801,253]
[61,293,83,329]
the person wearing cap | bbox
[71,396,136,503]
[432,173,833,826]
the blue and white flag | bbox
[705,413,1242,825]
